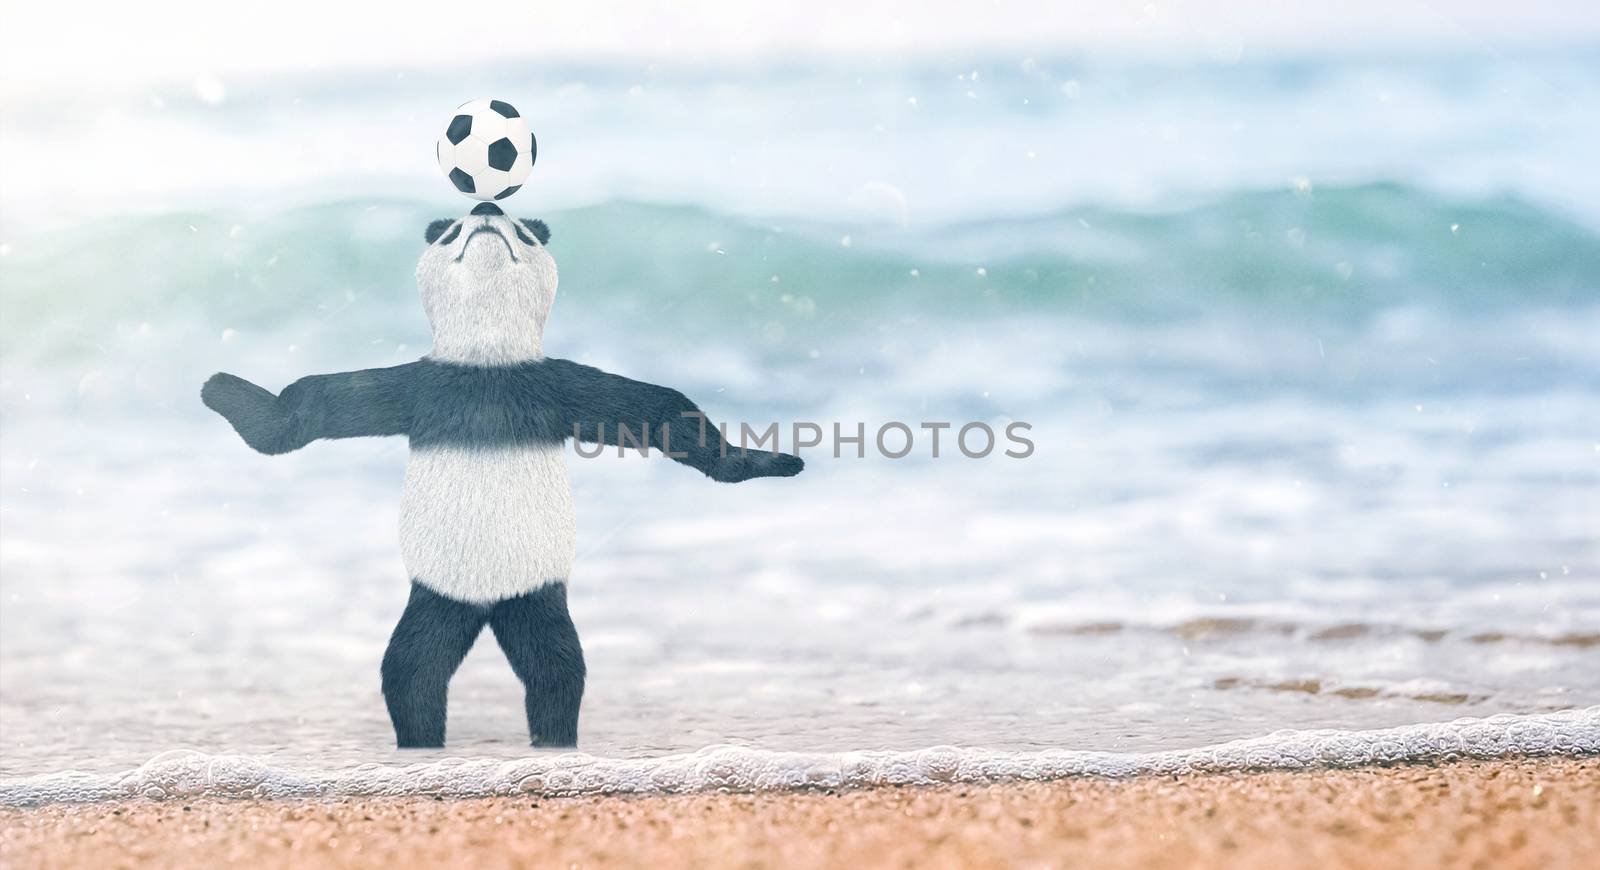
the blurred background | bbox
[1,1,1597,777]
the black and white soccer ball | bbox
[435,99,537,201]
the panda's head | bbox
[415,202,556,365]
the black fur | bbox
[201,360,804,481]
[381,581,584,748]
[425,219,454,244]
[380,582,486,748]
[519,218,550,246]
[427,217,544,246]
[201,366,417,455]
[203,354,802,749]
[487,582,586,747]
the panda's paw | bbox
[756,452,805,478]
[202,372,292,454]
[713,451,804,482]
[202,372,268,415]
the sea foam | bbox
[3,707,1594,807]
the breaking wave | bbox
[3,707,1595,807]
[4,183,1598,368]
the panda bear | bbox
[201,201,803,748]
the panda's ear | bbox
[425,219,454,244]
[519,219,550,246]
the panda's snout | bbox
[471,202,504,217]
[456,223,517,263]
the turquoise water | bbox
[5,184,1599,356]
[1,51,1597,792]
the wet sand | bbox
[3,758,1596,869]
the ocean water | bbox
[1,50,1598,799]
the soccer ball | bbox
[436,99,537,201]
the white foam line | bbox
[3,707,1595,807]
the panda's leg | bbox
[487,582,586,747]
[380,582,488,748]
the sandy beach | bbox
[2,757,1595,869]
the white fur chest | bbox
[399,442,576,603]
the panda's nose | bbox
[471,203,504,217]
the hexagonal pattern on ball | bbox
[438,99,534,202]
[445,115,472,145]
[486,137,518,172]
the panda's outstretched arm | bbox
[202,364,418,455]
[545,358,803,483]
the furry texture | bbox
[414,211,557,366]
[204,358,802,604]
[401,443,576,603]
[201,366,417,454]
[485,580,585,746]
[407,360,565,448]
[202,206,802,749]
[518,218,550,245]
[425,219,454,244]
[400,359,572,603]
[382,581,584,748]
[546,358,804,481]
[206,358,804,472]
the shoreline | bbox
[5,706,1595,807]
[3,758,1597,868]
